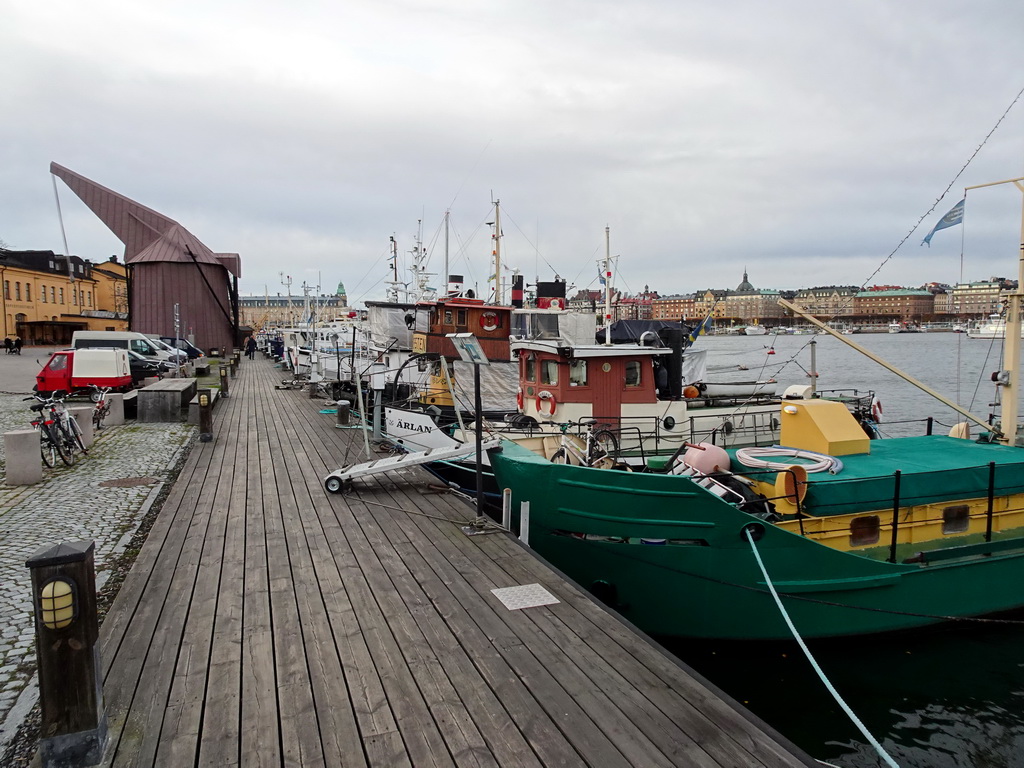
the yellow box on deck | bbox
[779,399,871,457]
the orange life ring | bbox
[516,387,524,411]
[480,311,499,332]
[536,390,556,417]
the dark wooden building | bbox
[50,163,240,354]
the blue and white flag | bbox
[688,315,713,343]
[922,198,965,246]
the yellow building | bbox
[0,250,129,345]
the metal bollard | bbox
[219,365,230,398]
[198,388,213,442]
[336,401,350,427]
[27,541,107,767]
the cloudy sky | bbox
[3,0,1024,304]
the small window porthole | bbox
[850,515,880,547]
[942,505,970,534]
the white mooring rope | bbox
[744,528,900,768]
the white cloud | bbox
[3,0,1024,301]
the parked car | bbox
[127,350,165,383]
[158,336,206,360]
[141,335,189,365]
[72,330,183,365]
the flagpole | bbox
[964,177,1024,446]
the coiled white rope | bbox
[734,445,844,474]
[744,528,900,768]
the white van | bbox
[71,330,184,365]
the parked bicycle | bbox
[89,385,111,430]
[26,393,88,467]
[550,420,620,468]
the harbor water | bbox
[666,331,1024,768]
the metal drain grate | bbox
[490,584,560,611]
[98,477,160,488]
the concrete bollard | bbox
[336,401,350,427]
[105,393,125,427]
[69,407,94,449]
[6,429,43,484]
[26,540,107,767]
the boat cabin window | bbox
[444,310,454,325]
[849,516,880,547]
[524,354,536,382]
[625,360,642,387]
[569,360,588,386]
[541,359,558,386]
[942,505,970,534]
[457,309,467,326]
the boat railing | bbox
[749,460,1024,564]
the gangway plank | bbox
[324,437,503,492]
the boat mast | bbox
[444,209,450,297]
[964,176,1024,445]
[604,226,612,346]
[492,199,503,305]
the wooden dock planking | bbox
[94,356,816,767]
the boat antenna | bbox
[603,226,613,345]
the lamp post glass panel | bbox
[446,333,489,512]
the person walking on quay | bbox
[245,335,257,360]
[13,337,22,355]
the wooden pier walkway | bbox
[96,355,816,767]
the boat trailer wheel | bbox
[324,476,350,494]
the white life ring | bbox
[548,298,564,310]
[480,311,499,332]
[536,390,557,417]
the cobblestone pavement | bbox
[0,350,196,749]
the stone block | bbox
[68,406,94,449]
[105,393,125,427]
[5,430,42,485]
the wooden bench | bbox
[186,387,220,425]
[137,377,198,423]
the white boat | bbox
[699,379,779,399]
[743,324,768,336]
[966,314,1024,339]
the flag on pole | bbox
[688,315,713,343]
[922,198,965,246]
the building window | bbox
[72,289,77,305]
[50,287,55,303]
[87,292,92,307]
[3,281,8,300]
[41,285,47,303]
[15,283,20,301]
[59,288,64,304]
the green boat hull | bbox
[488,439,1024,640]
